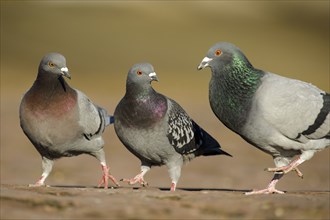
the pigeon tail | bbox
[106,116,115,125]
[109,115,115,124]
[199,134,232,157]
[194,123,232,157]
[202,147,232,157]
[96,106,114,127]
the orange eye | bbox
[48,62,55,67]
[215,49,222,56]
[137,70,142,76]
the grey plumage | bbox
[19,52,118,188]
[114,63,231,191]
[198,42,330,194]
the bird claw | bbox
[98,174,120,189]
[265,157,304,179]
[120,177,148,187]
[245,185,286,195]
[294,168,304,179]
[98,165,120,189]
[265,167,286,174]
[28,183,46,187]
[29,176,48,187]
[245,188,285,195]
[265,166,303,178]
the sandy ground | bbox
[1,1,329,219]
[1,184,329,219]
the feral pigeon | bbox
[198,42,330,194]
[19,52,119,188]
[114,63,231,191]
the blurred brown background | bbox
[1,1,329,192]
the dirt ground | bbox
[1,1,329,219]
[1,184,329,219]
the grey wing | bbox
[76,90,107,140]
[254,73,330,142]
[166,99,198,154]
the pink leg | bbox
[29,175,47,187]
[293,167,304,178]
[121,166,150,187]
[170,182,176,192]
[245,173,285,195]
[29,157,53,187]
[266,157,304,177]
[121,171,148,186]
[98,164,120,189]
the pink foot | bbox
[293,168,304,178]
[98,165,120,189]
[120,173,148,187]
[28,183,46,187]
[245,178,285,195]
[266,157,304,178]
[266,166,294,174]
[245,188,285,195]
[29,176,46,187]
[266,166,304,178]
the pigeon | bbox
[114,63,231,191]
[197,42,330,194]
[19,52,119,188]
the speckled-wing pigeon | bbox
[198,42,330,194]
[114,63,231,191]
[19,53,119,188]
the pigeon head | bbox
[38,53,71,79]
[127,63,159,86]
[197,42,252,72]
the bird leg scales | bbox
[245,173,285,195]
[29,175,47,187]
[265,157,304,178]
[170,182,177,191]
[29,157,53,187]
[120,170,149,187]
[98,165,120,189]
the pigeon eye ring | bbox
[215,49,222,56]
[48,62,55,68]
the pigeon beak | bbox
[60,67,71,79]
[149,72,159,82]
[197,57,213,70]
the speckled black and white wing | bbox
[166,99,198,154]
